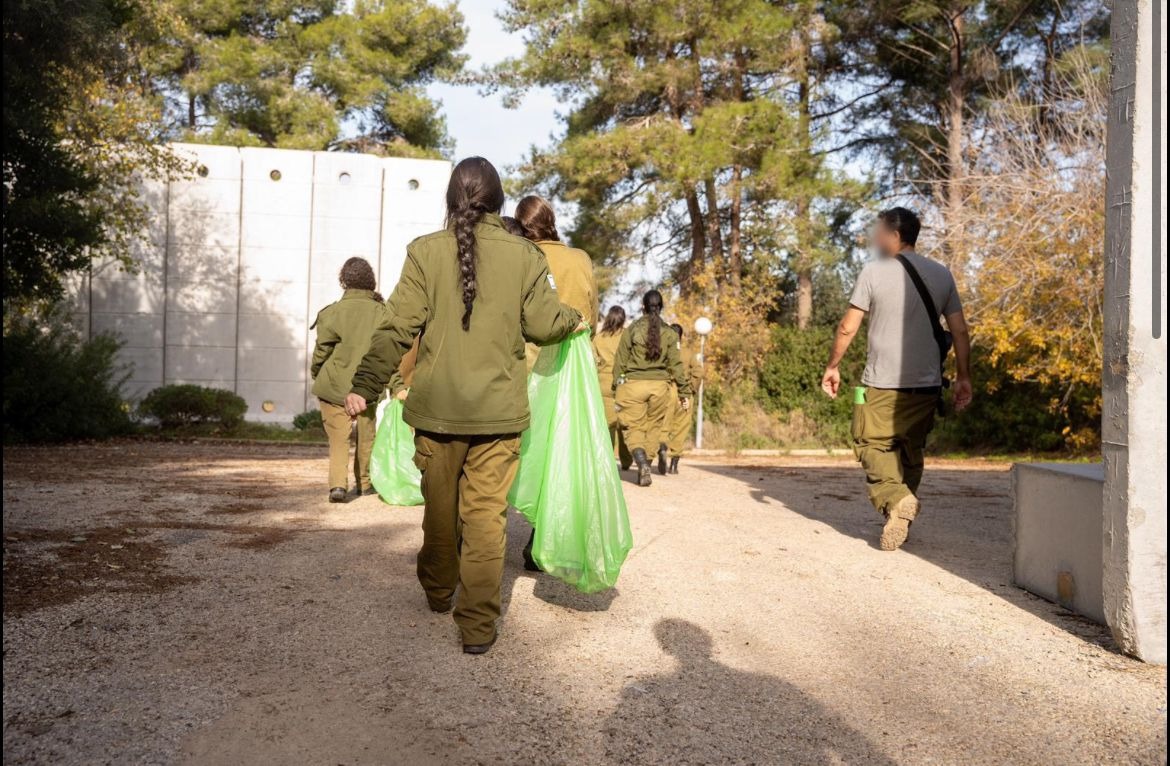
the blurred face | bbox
[872,220,901,258]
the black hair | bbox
[500,216,526,238]
[445,157,505,330]
[515,195,560,241]
[339,257,383,302]
[601,305,626,335]
[670,322,683,342]
[642,289,664,361]
[877,207,921,247]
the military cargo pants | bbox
[413,431,521,645]
[320,399,376,491]
[615,379,672,455]
[851,387,938,515]
[599,373,633,466]
[664,385,692,457]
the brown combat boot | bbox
[880,495,920,551]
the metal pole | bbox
[696,335,706,449]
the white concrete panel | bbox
[381,158,450,225]
[91,274,165,314]
[1013,463,1106,624]
[311,151,384,221]
[169,211,240,249]
[116,347,164,387]
[240,147,314,218]
[241,215,312,251]
[166,312,237,347]
[171,143,243,181]
[237,347,307,382]
[169,179,243,216]
[312,218,382,257]
[166,346,236,382]
[168,277,237,314]
[135,179,170,246]
[168,244,238,283]
[238,279,309,320]
[379,222,437,293]
[235,381,306,423]
[236,312,307,350]
[241,247,313,283]
[91,313,164,347]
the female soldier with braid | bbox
[612,290,692,487]
[344,157,583,655]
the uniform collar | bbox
[341,289,376,300]
[480,213,504,229]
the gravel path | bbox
[2,442,1165,765]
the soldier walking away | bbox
[660,322,703,475]
[821,208,973,551]
[310,258,386,503]
[612,290,693,487]
[344,157,583,654]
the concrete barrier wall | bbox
[73,143,450,422]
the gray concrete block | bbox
[91,312,164,348]
[236,347,307,382]
[1013,463,1106,623]
[165,346,236,382]
[166,312,237,347]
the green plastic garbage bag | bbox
[370,397,424,506]
[508,331,633,592]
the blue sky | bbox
[427,0,561,173]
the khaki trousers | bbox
[615,379,672,455]
[320,399,375,491]
[664,386,692,457]
[851,388,937,515]
[599,373,633,465]
[413,431,521,645]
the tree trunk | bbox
[685,188,707,285]
[703,177,724,267]
[728,165,743,289]
[795,30,814,330]
[944,8,966,267]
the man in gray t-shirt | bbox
[820,207,972,551]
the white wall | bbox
[74,144,450,423]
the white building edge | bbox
[69,143,450,422]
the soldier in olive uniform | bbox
[612,290,692,487]
[310,258,386,503]
[593,305,633,470]
[659,323,704,475]
[344,158,582,655]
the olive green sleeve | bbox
[521,251,580,345]
[665,335,692,397]
[310,309,338,379]
[350,252,427,402]
[612,327,633,388]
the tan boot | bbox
[880,495,920,551]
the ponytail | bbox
[444,157,505,331]
[643,289,664,361]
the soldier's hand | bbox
[821,366,841,399]
[395,388,409,402]
[344,393,368,417]
[680,398,690,411]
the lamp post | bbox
[693,316,713,449]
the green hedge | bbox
[139,384,247,429]
[3,314,133,442]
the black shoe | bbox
[657,444,668,475]
[669,456,680,474]
[523,529,541,572]
[428,598,453,614]
[620,457,633,471]
[328,487,347,503]
[361,486,378,496]
[462,634,498,655]
[632,448,652,487]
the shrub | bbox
[3,312,133,442]
[758,325,866,447]
[292,409,323,431]
[139,384,247,429]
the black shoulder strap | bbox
[895,253,949,362]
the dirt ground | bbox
[2,441,1165,765]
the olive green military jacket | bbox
[350,215,581,435]
[612,316,693,396]
[310,289,387,407]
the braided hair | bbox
[642,289,665,361]
[445,157,505,330]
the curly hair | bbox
[338,257,382,302]
[514,195,560,242]
[642,289,664,361]
[445,157,505,330]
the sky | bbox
[426,0,561,174]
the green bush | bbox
[3,313,133,442]
[292,408,323,431]
[139,384,247,429]
[758,325,866,447]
